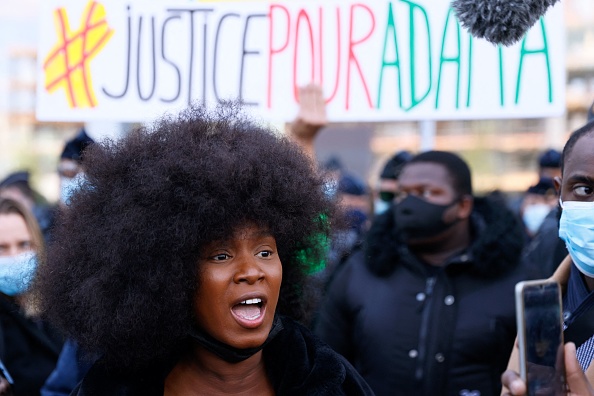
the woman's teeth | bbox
[241,298,262,305]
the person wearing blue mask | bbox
[0,171,55,245]
[32,130,97,396]
[58,129,94,207]
[520,178,558,239]
[503,120,594,394]
[0,198,62,396]
[322,173,370,283]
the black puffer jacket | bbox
[315,197,529,396]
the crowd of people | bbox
[0,85,592,396]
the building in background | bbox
[0,0,81,202]
[1,0,593,200]
[315,0,593,196]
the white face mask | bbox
[0,252,37,296]
[522,204,551,235]
[559,200,594,277]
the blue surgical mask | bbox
[374,199,390,215]
[323,180,338,199]
[60,172,86,205]
[559,200,594,277]
[0,252,37,296]
[522,204,551,235]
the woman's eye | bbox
[574,186,593,197]
[19,241,31,250]
[256,250,273,258]
[211,253,230,261]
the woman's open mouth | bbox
[231,298,267,329]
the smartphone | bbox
[515,280,565,396]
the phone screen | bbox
[521,282,565,395]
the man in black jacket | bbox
[315,151,529,396]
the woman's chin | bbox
[229,329,271,350]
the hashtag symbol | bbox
[43,1,114,108]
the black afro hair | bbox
[35,104,335,372]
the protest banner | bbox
[36,0,565,122]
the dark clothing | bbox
[71,315,374,395]
[315,197,529,396]
[0,297,63,396]
[33,205,56,245]
[565,263,593,317]
[41,340,94,396]
[522,207,568,279]
[563,263,594,370]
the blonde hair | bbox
[0,198,45,256]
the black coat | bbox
[521,206,568,279]
[71,315,374,395]
[0,297,63,396]
[315,197,529,396]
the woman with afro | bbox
[35,104,373,395]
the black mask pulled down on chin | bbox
[394,195,458,240]
[189,315,284,363]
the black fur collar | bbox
[364,196,524,278]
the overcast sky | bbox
[0,1,40,111]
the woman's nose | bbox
[7,246,22,257]
[233,256,265,284]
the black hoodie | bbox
[315,197,529,396]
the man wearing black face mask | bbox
[315,151,531,396]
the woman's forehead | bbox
[0,213,30,240]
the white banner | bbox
[36,0,565,122]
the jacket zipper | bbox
[415,276,436,381]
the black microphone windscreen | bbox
[452,0,560,46]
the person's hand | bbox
[501,343,594,395]
[0,376,12,396]
[565,342,594,395]
[292,83,328,139]
[501,368,527,396]
[288,83,327,159]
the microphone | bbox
[451,0,560,46]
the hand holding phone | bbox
[502,342,594,396]
[515,280,566,396]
